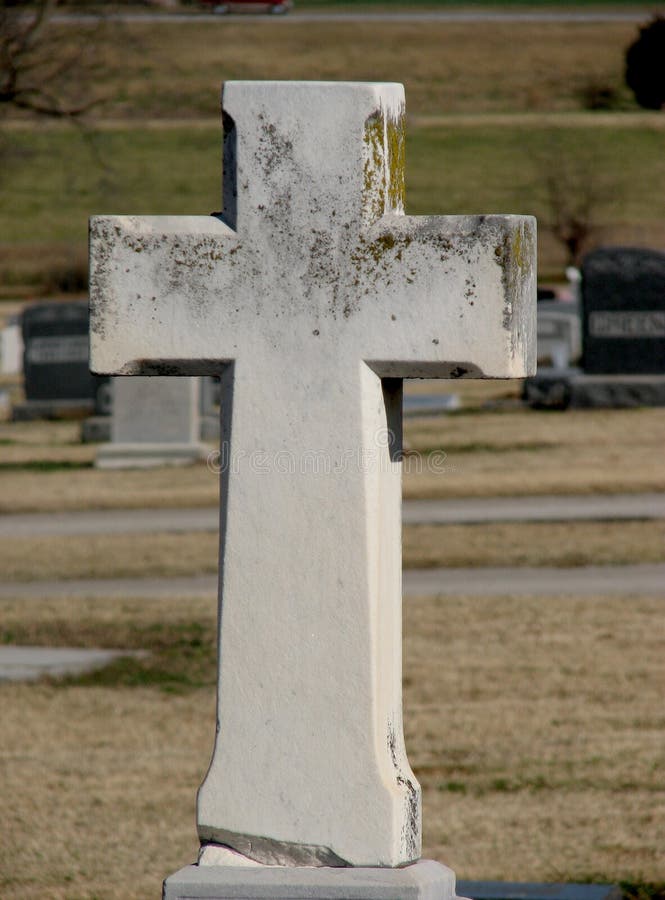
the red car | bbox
[203,0,292,13]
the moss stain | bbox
[386,110,406,212]
[512,226,528,274]
[363,114,385,223]
[494,220,535,344]
[362,103,406,224]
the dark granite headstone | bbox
[582,246,665,375]
[17,301,109,418]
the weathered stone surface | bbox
[89,83,535,383]
[89,81,535,869]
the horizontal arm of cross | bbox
[355,213,536,379]
[89,215,241,375]
[90,210,536,381]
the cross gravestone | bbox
[89,81,535,899]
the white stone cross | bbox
[90,81,535,871]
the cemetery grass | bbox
[1,406,664,513]
[8,19,639,122]
[1,591,664,896]
[0,14,651,136]
[1,518,664,581]
[3,17,665,291]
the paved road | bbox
[53,10,650,25]
[0,506,221,538]
[402,493,665,525]
[2,493,663,538]
[404,564,665,596]
[2,564,664,600]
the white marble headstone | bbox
[1,320,23,376]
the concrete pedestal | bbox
[163,860,457,900]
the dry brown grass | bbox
[0,420,81,446]
[0,243,89,300]
[1,519,663,582]
[404,520,665,569]
[43,20,637,120]
[403,406,665,499]
[0,681,210,899]
[0,532,219,581]
[408,404,665,451]
[0,464,219,514]
[404,592,665,881]
[1,590,663,896]
[4,18,660,291]
[1,405,664,512]
[0,591,216,637]
[0,594,217,898]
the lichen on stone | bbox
[362,100,406,225]
[386,111,406,213]
[493,218,536,357]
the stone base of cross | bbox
[89,80,535,900]
[165,858,456,899]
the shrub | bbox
[625,16,665,110]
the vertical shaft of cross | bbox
[197,356,419,867]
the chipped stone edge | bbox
[197,830,350,868]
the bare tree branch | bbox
[529,134,623,268]
[1,0,109,119]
